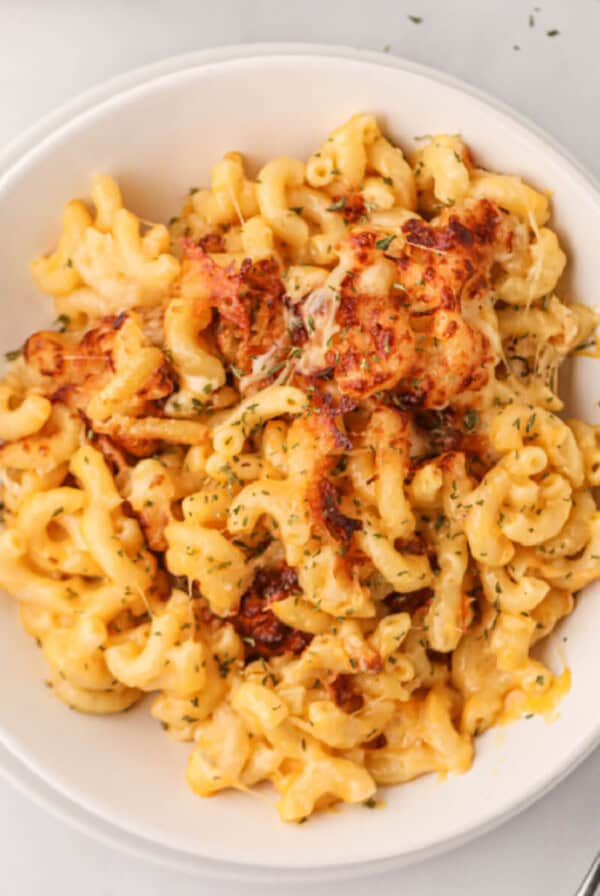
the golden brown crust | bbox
[331,271,416,399]
[180,244,288,380]
[228,565,312,660]
[25,313,174,419]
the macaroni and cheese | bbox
[1,116,598,823]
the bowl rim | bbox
[1,41,599,880]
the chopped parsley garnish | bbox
[375,234,396,251]
[463,409,479,432]
[216,656,236,679]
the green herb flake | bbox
[375,234,396,251]
[464,409,479,432]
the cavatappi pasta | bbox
[1,115,599,823]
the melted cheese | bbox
[295,287,340,375]
[498,667,571,725]
[238,338,289,393]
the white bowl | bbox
[1,44,599,880]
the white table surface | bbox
[1,1,599,893]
